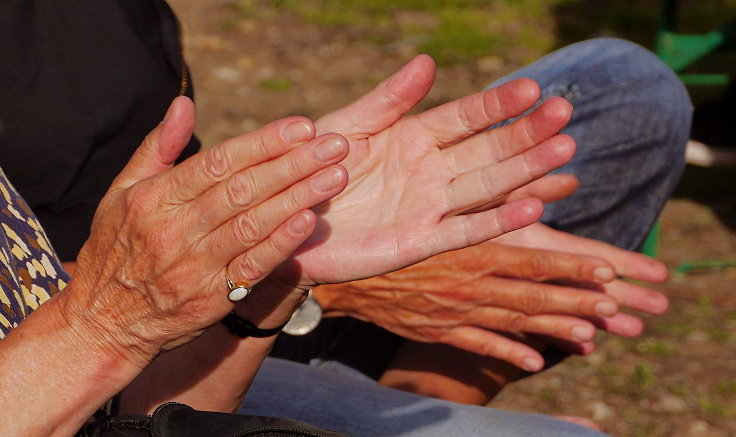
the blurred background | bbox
[167,1,736,435]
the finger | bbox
[219,210,318,305]
[316,54,436,136]
[541,336,596,355]
[467,306,598,344]
[448,97,572,174]
[587,241,668,282]
[414,78,541,147]
[588,312,644,337]
[530,227,669,282]
[446,134,575,215]
[111,96,196,191]
[190,134,349,232]
[160,116,317,204]
[435,198,543,254]
[201,164,348,264]
[503,174,580,204]
[604,279,669,314]
[474,277,619,318]
[489,245,615,284]
[439,326,545,372]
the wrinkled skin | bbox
[64,98,350,362]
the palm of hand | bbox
[294,118,453,284]
[281,55,575,287]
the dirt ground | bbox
[168,1,736,435]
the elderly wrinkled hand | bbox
[314,226,667,374]
[496,222,669,348]
[62,97,350,365]
[316,241,623,371]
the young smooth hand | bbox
[248,55,575,292]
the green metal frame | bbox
[649,1,736,270]
[655,0,735,86]
[644,1,736,257]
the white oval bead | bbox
[228,286,250,302]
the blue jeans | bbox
[240,39,692,437]
[490,38,691,250]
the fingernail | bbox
[288,212,311,235]
[313,136,345,162]
[522,357,542,372]
[282,121,313,143]
[572,325,594,342]
[312,167,343,192]
[595,301,618,317]
[593,266,615,282]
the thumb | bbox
[110,96,196,191]
[316,54,436,136]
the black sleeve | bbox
[0,0,199,261]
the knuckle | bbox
[119,186,158,235]
[456,100,474,133]
[483,133,501,162]
[122,184,148,215]
[577,261,593,281]
[285,183,309,210]
[225,172,257,209]
[472,334,503,359]
[268,230,293,258]
[475,339,495,357]
[479,168,497,196]
[251,127,274,157]
[527,253,554,280]
[520,290,547,315]
[520,148,535,179]
[139,132,156,155]
[459,219,475,248]
[474,341,493,358]
[504,312,528,333]
[522,115,538,144]
[203,145,230,179]
[232,212,262,247]
[280,152,304,182]
[236,255,266,283]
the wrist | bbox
[312,280,382,319]
[0,293,149,437]
[55,282,158,370]
[311,283,348,318]
[230,280,310,330]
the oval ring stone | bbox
[228,283,251,302]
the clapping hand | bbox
[252,55,576,291]
[66,97,350,360]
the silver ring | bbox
[225,267,252,302]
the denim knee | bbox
[569,37,693,152]
[526,38,693,247]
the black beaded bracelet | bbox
[220,312,287,338]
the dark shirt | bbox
[0,0,199,261]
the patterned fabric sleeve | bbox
[0,167,70,338]
[0,167,115,423]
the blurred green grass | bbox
[231,0,736,67]
[233,0,567,64]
